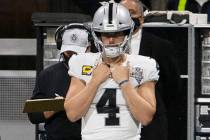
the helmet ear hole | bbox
[123,29,130,36]
[95,32,101,37]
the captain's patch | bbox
[82,65,93,75]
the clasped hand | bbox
[92,62,129,85]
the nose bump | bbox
[108,36,114,44]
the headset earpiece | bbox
[55,25,65,50]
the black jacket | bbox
[140,30,180,103]
[140,30,180,140]
[28,62,81,140]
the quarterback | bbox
[64,1,159,140]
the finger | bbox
[110,63,115,68]
[93,62,100,70]
[110,67,115,72]
[108,71,112,78]
[102,62,110,68]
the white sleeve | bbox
[68,54,80,78]
[142,58,159,83]
[67,53,97,83]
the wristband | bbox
[118,79,129,87]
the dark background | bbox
[0,0,84,38]
[0,1,189,140]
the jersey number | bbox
[96,88,119,126]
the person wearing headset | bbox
[64,1,159,140]
[28,23,92,140]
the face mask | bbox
[103,44,122,58]
[132,17,141,31]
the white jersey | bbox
[68,53,159,140]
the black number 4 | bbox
[96,88,120,126]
